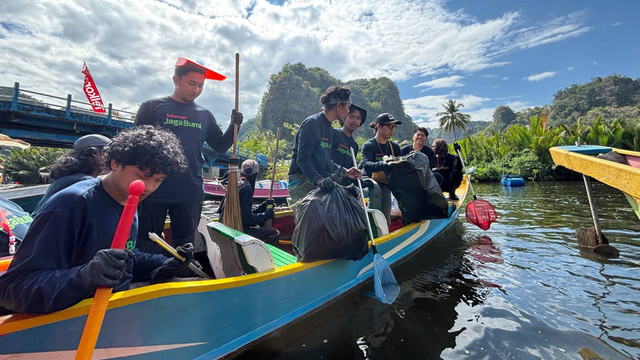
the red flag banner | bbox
[82,61,106,113]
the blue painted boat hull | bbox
[0,179,468,359]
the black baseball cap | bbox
[370,113,402,128]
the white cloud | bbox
[0,0,590,125]
[414,75,464,91]
[526,71,557,82]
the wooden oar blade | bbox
[373,253,399,304]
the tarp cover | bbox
[388,151,449,223]
[292,187,369,262]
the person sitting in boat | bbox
[431,138,463,200]
[330,104,366,168]
[401,127,436,166]
[288,85,362,205]
[219,159,280,246]
[0,126,201,315]
[401,126,443,186]
[31,134,112,217]
[359,113,402,225]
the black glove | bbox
[453,142,461,152]
[256,199,275,213]
[330,168,353,187]
[265,208,275,219]
[231,109,243,126]
[150,243,200,282]
[316,177,335,191]
[361,178,375,188]
[80,249,134,290]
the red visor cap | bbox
[175,57,227,81]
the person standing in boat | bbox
[0,126,200,314]
[359,113,402,225]
[431,138,463,200]
[134,57,243,254]
[330,104,366,168]
[31,134,112,217]
[287,85,361,205]
[219,159,280,246]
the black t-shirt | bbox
[330,128,359,168]
[288,112,337,185]
[359,138,401,177]
[135,97,234,203]
[401,144,436,168]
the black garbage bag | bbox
[0,198,33,257]
[388,151,449,223]
[292,186,369,262]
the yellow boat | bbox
[550,145,640,220]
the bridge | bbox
[0,82,267,176]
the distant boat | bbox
[204,179,289,199]
[500,174,525,187]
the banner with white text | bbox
[81,61,106,113]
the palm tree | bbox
[437,99,471,141]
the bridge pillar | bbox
[64,94,72,119]
[10,82,19,111]
[107,103,112,126]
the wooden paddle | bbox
[221,53,243,231]
[75,180,145,360]
[263,127,281,228]
[351,148,399,304]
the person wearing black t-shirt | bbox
[288,86,362,205]
[359,113,402,225]
[134,57,243,254]
[401,127,443,185]
[330,104,366,168]
[432,138,463,200]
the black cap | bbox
[348,104,367,127]
[370,113,402,128]
[73,134,111,151]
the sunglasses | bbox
[384,123,397,130]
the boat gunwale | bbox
[550,146,640,198]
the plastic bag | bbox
[387,151,449,223]
[292,186,369,262]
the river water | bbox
[234,181,640,359]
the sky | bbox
[1,0,638,129]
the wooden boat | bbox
[204,179,289,200]
[500,174,525,187]
[0,178,468,359]
[550,145,640,220]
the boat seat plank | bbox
[208,222,296,274]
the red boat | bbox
[203,179,289,200]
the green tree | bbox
[437,99,471,141]
[492,105,516,132]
